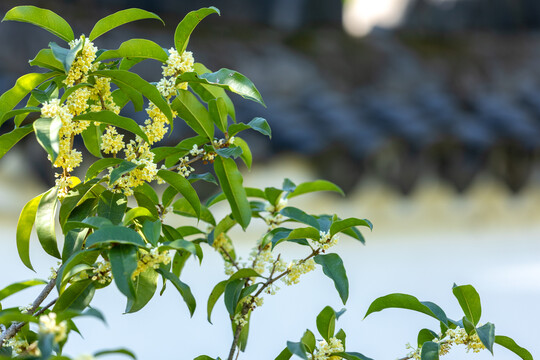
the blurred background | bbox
[0,0,539,359]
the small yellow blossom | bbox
[64,36,98,87]
[132,247,171,280]
[312,337,344,360]
[162,48,194,77]
[101,126,125,155]
[283,259,316,285]
[38,313,68,343]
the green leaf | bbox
[452,284,481,326]
[0,107,41,124]
[142,220,162,246]
[171,90,214,140]
[56,249,100,292]
[228,117,271,138]
[0,72,58,124]
[49,40,83,73]
[192,63,236,121]
[216,147,243,159]
[134,183,159,204]
[29,49,64,72]
[74,110,149,142]
[94,349,137,359]
[53,279,95,312]
[109,244,138,298]
[2,6,74,42]
[228,269,261,282]
[335,329,346,347]
[280,207,320,229]
[364,294,449,326]
[178,69,265,106]
[213,157,251,229]
[316,306,336,342]
[420,341,439,360]
[286,341,308,360]
[97,39,168,62]
[0,125,33,160]
[86,226,146,248]
[172,250,190,277]
[158,169,201,218]
[172,198,215,225]
[123,207,155,226]
[33,117,62,162]
[417,329,438,347]
[301,329,316,354]
[330,218,373,237]
[97,190,128,225]
[0,279,47,302]
[476,323,495,354]
[208,97,228,132]
[85,158,123,181]
[494,335,533,360]
[90,8,163,40]
[126,267,159,313]
[59,178,102,226]
[274,348,292,360]
[159,239,199,260]
[108,160,138,185]
[36,187,61,258]
[207,280,227,323]
[80,122,103,158]
[206,187,266,207]
[157,268,196,316]
[224,279,244,316]
[187,172,218,186]
[93,70,173,122]
[288,180,345,199]
[285,227,320,242]
[334,352,374,360]
[174,7,220,53]
[234,137,252,169]
[314,254,349,304]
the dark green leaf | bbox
[314,254,348,304]
[142,220,162,246]
[0,125,33,161]
[49,40,83,73]
[280,207,320,229]
[90,8,163,40]
[97,190,128,225]
[109,244,138,298]
[108,160,138,185]
[97,39,168,62]
[417,329,438,347]
[0,279,47,301]
[74,110,149,142]
[53,279,95,312]
[134,183,159,204]
[178,69,265,106]
[158,169,201,218]
[420,341,439,360]
[157,268,196,316]
[285,227,320,242]
[33,117,62,162]
[0,107,41,124]
[57,249,99,291]
[171,90,214,140]
[172,198,215,225]
[288,180,345,199]
[174,7,220,53]
[224,279,244,316]
[495,335,533,360]
[208,97,228,132]
[59,178,102,226]
[85,158,123,181]
[38,333,54,359]
[126,267,159,313]
[335,352,374,360]
[301,329,316,354]
[2,6,74,42]
[36,187,61,258]
[192,63,236,121]
[286,341,308,360]
[476,323,495,354]
[330,218,373,237]
[452,284,481,326]
[207,280,227,323]
[187,172,218,185]
[213,157,251,229]
[93,348,137,359]
[216,146,243,159]
[86,226,146,248]
[81,121,103,158]
[316,306,336,342]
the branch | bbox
[0,278,56,347]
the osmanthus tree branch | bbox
[0,278,57,347]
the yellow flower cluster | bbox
[4,336,39,357]
[406,326,486,359]
[312,337,344,360]
[91,260,112,284]
[162,48,194,77]
[316,231,339,251]
[212,233,236,275]
[233,313,248,327]
[64,36,98,87]
[101,126,125,155]
[250,244,274,275]
[131,247,171,280]
[90,77,120,114]
[38,312,68,343]
[283,258,316,285]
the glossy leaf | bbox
[207,280,227,323]
[420,341,439,360]
[417,329,438,347]
[174,7,220,53]
[216,146,243,159]
[97,190,127,225]
[188,172,218,185]
[172,198,215,225]
[49,41,83,73]
[476,322,495,354]
[86,226,146,248]
[208,97,228,132]
[234,137,252,169]
[171,90,214,140]
[97,39,168,62]
[288,180,345,199]
[301,329,316,353]
[1,107,41,124]
[228,269,261,282]
[93,70,173,121]
[157,268,196,316]
[2,6,74,42]
[53,279,95,312]
[142,220,162,246]
[58,178,102,226]
[158,169,201,218]
[0,125,33,160]
[109,244,138,298]
[285,227,320,242]
[286,341,308,360]
[108,160,138,185]
[330,218,373,237]
[364,293,449,326]
[316,306,336,342]
[35,187,61,258]
[74,110,149,142]
[274,348,292,360]
[178,69,265,106]
[0,279,47,302]
[126,267,159,313]
[314,254,349,304]
[33,117,62,162]
[214,157,251,229]
[134,183,159,204]
[0,72,57,124]
[280,207,320,229]
[85,158,123,181]
[123,207,155,226]
[29,49,64,72]
[228,117,271,138]
[192,63,236,121]
[224,279,244,316]
[90,9,163,40]
[452,284,481,326]
[494,335,533,360]
[57,249,100,291]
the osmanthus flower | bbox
[406,326,486,359]
[64,35,98,87]
[38,312,68,343]
[282,259,316,285]
[89,77,120,114]
[3,335,37,357]
[312,337,344,360]
[131,246,171,280]
[100,126,125,155]
[316,231,340,251]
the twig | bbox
[220,246,242,272]
[0,278,56,347]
